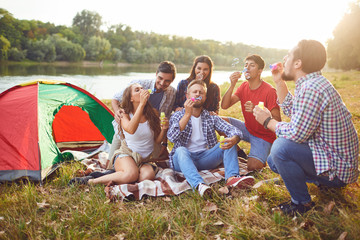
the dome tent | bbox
[0,80,114,182]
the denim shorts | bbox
[228,117,272,164]
[113,153,157,172]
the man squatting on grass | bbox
[253,39,359,216]
[167,80,255,197]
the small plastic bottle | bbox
[219,136,225,148]
[258,101,264,109]
[160,112,165,125]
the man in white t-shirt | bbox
[167,80,255,197]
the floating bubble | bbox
[196,73,204,81]
[231,58,240,68]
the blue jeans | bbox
[172,143,239,189]
[228,117,272,164]
[268,137,346,204]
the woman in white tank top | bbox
[88,83,169,185]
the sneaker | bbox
[226,176,255,189]
[68,176,94,186]
[276,201,315,216]
[89,169,115,178]
[197,183,212,197]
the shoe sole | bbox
[229,176,255,189]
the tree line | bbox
[1,3,359,70]
[0,8,287,67]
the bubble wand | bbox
[191,96,202,102]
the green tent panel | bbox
[0,80,115,182]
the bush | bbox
[26,39,56,62]
[8,47,26,61]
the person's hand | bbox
[114,108,125,124]
[139,89,150,106]
[253,105,272,125]
[244,101,255,113]
[271,62,284,85]
[229,72,241,86]
[175,107,183,112]
[183,98,194,116]
[220,136,239,149]
[160,116,169,130]
[209,111,217,116]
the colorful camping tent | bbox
[0,80,114,182]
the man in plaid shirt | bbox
[253,40,359,216]
[168,80,255,197]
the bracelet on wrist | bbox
[161,142,168,147]
[263,117,273,129]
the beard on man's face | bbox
[281,72,294,81]
[193,102,204,108]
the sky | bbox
[0,0,355,50]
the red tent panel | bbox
[0,85,40,171]
[52,105,105,143]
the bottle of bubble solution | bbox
[160,112,165,125]
[258,101,264,110]
[219,136,225,148]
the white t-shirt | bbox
[123,113,154,158]
[186,116,207,153]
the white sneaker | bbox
[197,183,212,197]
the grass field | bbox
[1,71,359,239]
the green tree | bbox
[72,10,102,42]
[105,24,128,49]
[85,36,111,61]
[0,9,23,49]
[26,39,56,62]
[48,35,85,62]
[111,48,122,62]
[8,47,26,61]
[0,35,11,60]
[328,1,360,70]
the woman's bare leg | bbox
[138,164,156,182]
[89,156,139,185]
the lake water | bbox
[0,64,271,99]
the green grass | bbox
[1,71,359,239]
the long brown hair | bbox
[186,55,214,87]
[121,84,161,138]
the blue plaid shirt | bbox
[276,72,359,183]
[167,109,243,168]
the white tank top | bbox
[123,113,154,158]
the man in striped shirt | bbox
[253,40,359,216]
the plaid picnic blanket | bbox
[68,150,250,200]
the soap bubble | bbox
[231,58,240,68]
[196,73,204,81]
